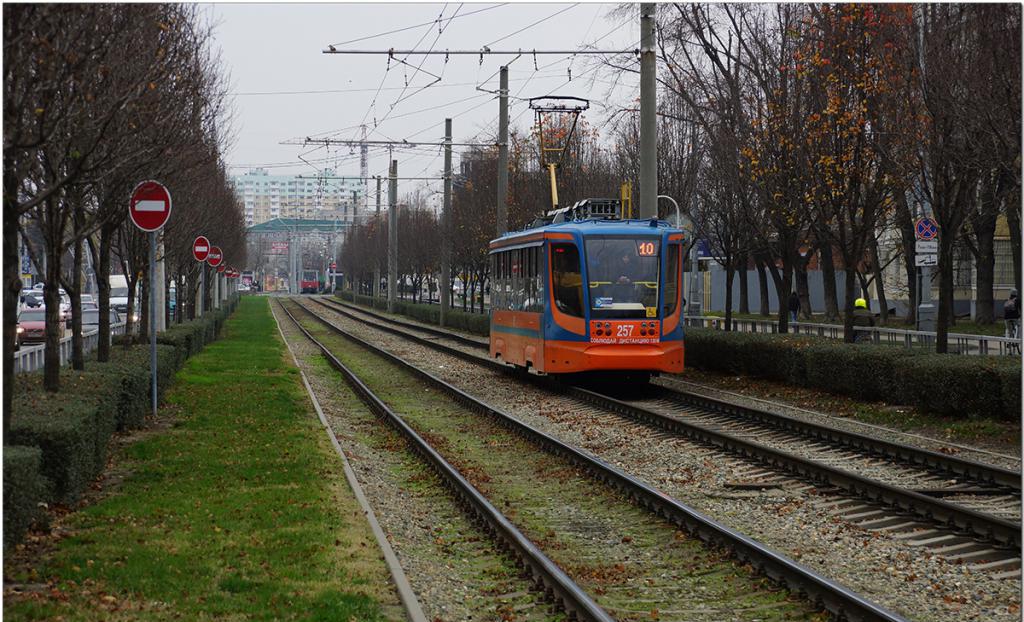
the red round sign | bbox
[192,236,210,262]
[129,180,172,232]
[217,264,226,274]
[207,246,223,267]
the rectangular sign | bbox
[269,241,289,254]
[915,254,938,267]
[134,200,167,212]
[915,240,938,254]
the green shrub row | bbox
[3,446,51,549]
[336,291,490,336]
[684,327,1021,420]
[4,296,239,551]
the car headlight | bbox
[16,327,24,334]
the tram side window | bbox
[533,247,546,313]
[525,247,536,312]
[664,243,681,316]
[551,243,584,317]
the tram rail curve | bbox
[290,297,908,622]
[310,296,1022,552]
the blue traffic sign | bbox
[915,217,939,241]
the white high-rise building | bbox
[230,168,364,227]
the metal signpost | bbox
[193,236,210,318]
[915,217,939,332]
[129,180,173,418]
[207,246,224,309]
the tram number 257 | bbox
[616,325,634,337]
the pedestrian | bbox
[852,297,874,343]
[1004,290,1020,354]
[788,291,800,324]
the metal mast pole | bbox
[638,3,658,219]
[496,65,509,235]
[374,176,382,299]
[388,160,398,313]
[148,232,157,417]
[441,118,453,327]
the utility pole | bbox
[496,65,509,236]
[638,2,658,219]
[441,118,453,327]
[373,176,382,299]
[360,125,369,220]
[388,160,398,313]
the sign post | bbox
[129,181,172,418]
[207,246,223,309]
[915,216,939,333]
[193,236,210,318]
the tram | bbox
[488,198,684,379]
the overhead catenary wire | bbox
[326,3,507,47]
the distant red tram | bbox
[488,199,684,379]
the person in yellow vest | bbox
[852,297,874,343]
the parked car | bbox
[82,309,121,329]
[17,308,64,344]
[81,301,99,311]
[19,290,42,309]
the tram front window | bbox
[586,237,660,319]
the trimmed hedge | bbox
[684,327,1021,420]
[10,409,98,504]
[4,295,239,547]
[336,291,490,336]
[3,446,51,550]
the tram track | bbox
[309,296,1021,566]
[282,298,907,622]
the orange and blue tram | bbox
[488,198,684,379]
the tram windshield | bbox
[585,237,660,319]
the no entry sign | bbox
[217,264,226,274]
[129,181,172,232]
[193,236,210,262]
[207,246,223,267]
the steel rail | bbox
[313,297,1023,549]
[646,384,1022,491]
[297,298,908,622]
[278,300,613,622]
[319,297,1020,489]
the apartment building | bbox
[231,168,364,227]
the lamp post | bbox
[658,194,700,317]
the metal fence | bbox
[15,322,128,373]
[683,316,1021,356]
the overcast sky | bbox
[210,2,639,203]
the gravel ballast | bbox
[306,298,1023,622]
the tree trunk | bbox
[763,253,792,333]
[974,232,995,323]
[4,164,22,440]
[43,247,63,392]
[896,191,917,324]
[724,258,735,331]
[936,234,955,353]
[819,241,840,321]
[70,234,84,370]
[1007,187,1022,293]
[124,275,138,345]
[96,224,113,362]
[970,179,998,324]
[139,269,149,342]
[795,258,812,319]
[738,252,750,314]
[755,258,770,316]
[842,267,858,343]
[869,235,889,326]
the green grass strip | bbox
[4,297,401,621]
